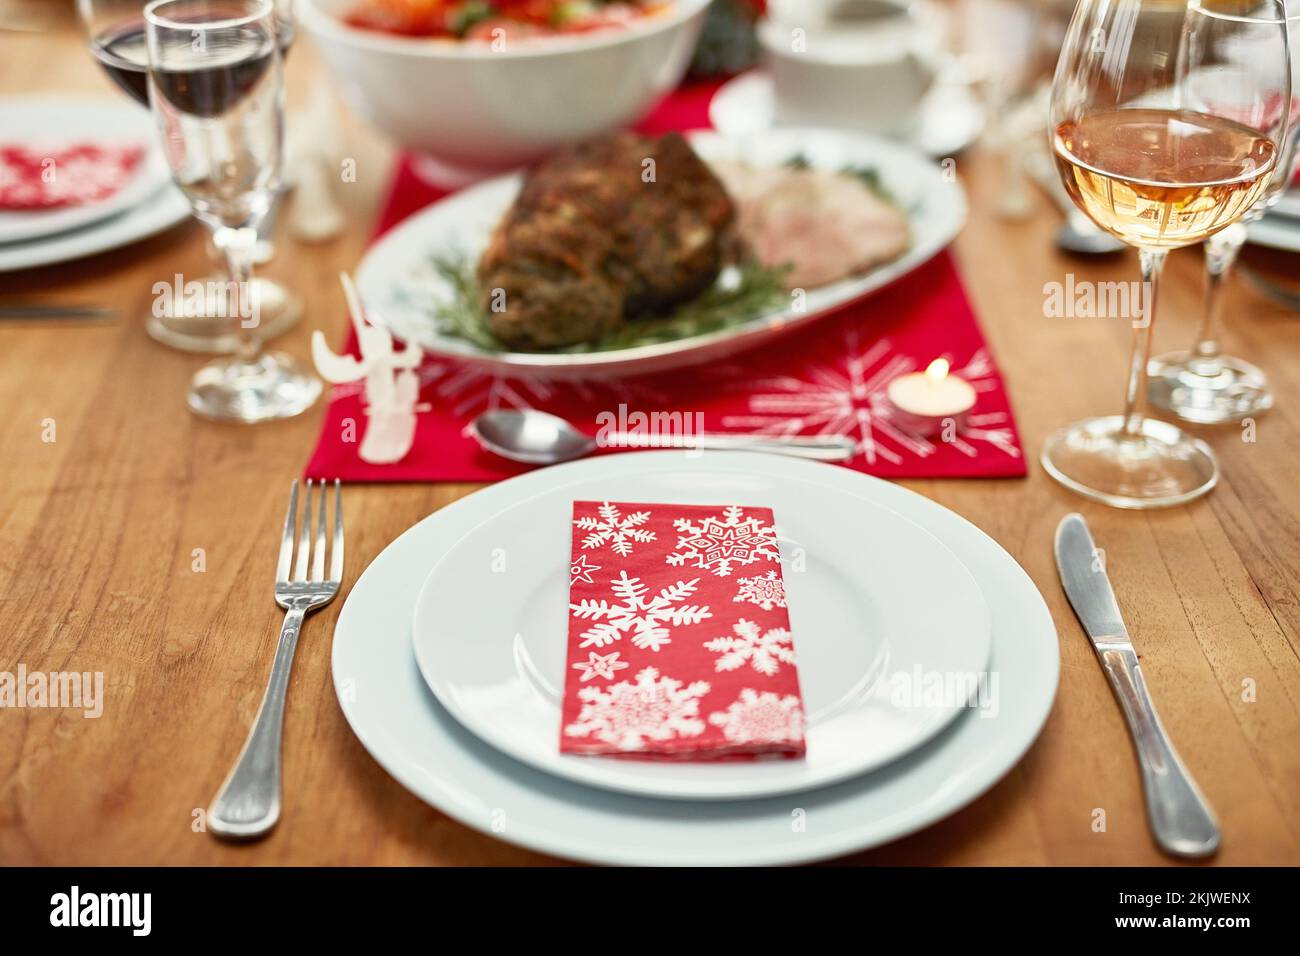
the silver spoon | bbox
[470,409,857,465]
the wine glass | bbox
[1045,0,1291,508]
[1147,5,1300,424]
[83,0,297,104]
[79,0,303,354]
[144,0,320,421]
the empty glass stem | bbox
[214,224,261,365]
[1123,247,1166,437]
[1190,221,1248,377]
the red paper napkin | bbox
[562,500,806,759]
[0,143,145,210]
[303,82,1027,483]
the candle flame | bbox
[924,358,950,382]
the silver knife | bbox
[0,305,119,322]
[1054,513,1221,859]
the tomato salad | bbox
[344,0,674,41]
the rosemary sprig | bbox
[428,253,789,354]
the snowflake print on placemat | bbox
[733,569,786,610]
[566,667,711,749]
[704,619,796,676]
[570,554,601,586]
[719,330,1021,465]
[570,651,629,682]
[666,505,780,577]
[708,689,805,745]
[574,502,657,558]
[570,572,712,652]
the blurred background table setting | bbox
[1,0,1298,868]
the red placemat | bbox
[304,83,1026,483]
[562,500,805,759]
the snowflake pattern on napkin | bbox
[561,500,807,759]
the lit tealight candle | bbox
[886,358,977,437]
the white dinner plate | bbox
[332,452,1060,865]
[0,181,191,274]
[708,70,985,160]
[0,96,172,246]
[413,471,992,800]
[356,127,967,379]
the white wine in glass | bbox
[1044,0,1291,509]
[1147,5,1300,424]
[1055,107,1277,247]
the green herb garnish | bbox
[784,154,894,204]
[427,253,789,354]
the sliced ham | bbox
[711,161,910,289]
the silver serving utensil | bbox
[470,409,857,465]
[1054,513,1220,858]
[208,479,344,840]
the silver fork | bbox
[208,479,344,840]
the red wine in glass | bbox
[89,16,295,107]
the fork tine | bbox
[277,480,298,582]
[330,479,344,583]
[293,479,313,582]
[312,477,327,582]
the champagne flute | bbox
[1045,0,1290,508]
[144,0,320,421]
[1148,6,1300,424]
[80,0,303,354]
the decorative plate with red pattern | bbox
[0,96,169,247]
[0,143,146,211]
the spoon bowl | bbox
[472,410,596,465]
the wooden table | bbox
[3,20,1299,867]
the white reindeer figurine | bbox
[312,273,427,464]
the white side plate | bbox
[708,69,985,160]
[1248,211,1300,252]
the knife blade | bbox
[0,304,119,322]
[1054,513,1221,859]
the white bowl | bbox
[303,0,711,182]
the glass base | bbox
[188,352,322,423]
[1147,351,1273,424]
[1041,415,1218,509]
[146,276,302,354]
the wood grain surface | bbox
[1,18,1298,866]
